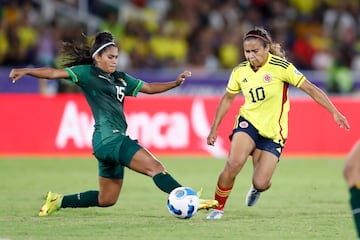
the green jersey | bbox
[65,65,143,151]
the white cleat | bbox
[245,185,261,207]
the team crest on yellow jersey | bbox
[239,121,249,128]
[263,73,272,83]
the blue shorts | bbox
[230,116,285,158]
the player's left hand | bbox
[334,112,350,131]
[175,70,191,86]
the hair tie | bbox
[244,34,269,43]
[92,42,115,58]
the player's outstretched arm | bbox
[299,79,350,131]
[9,68,69,83]
[140,70,191,94]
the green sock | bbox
[153,172,182,194]
[61,190,99,208]
[350,186,360,238]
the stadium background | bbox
[0,0,359,157]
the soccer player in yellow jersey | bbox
[344,140,360,239]
[206,27,350,219]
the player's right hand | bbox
[207,131,217,146]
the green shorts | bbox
[93,135,142,179]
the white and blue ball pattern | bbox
[167,187,199,219]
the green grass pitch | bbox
[0,156,356,240]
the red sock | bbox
[214,184,232,211]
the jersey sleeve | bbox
[65,67,76,83]
[226,68,242,94]
[64,65,88,85]
[284,63,306,88]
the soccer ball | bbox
[167,187,199,219]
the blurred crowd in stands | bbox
[0,0,359,93]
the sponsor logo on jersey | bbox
[239,121,249,128]
[242,78,248,83]
[263,73,272,83]
[98,74,112,83]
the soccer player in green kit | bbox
[205,27,350,219]
[344,140,360,239]
[9,31,218,216]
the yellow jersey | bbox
[226,53,305,141]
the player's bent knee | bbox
[343,163,356,186]
[343,164,351,181]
